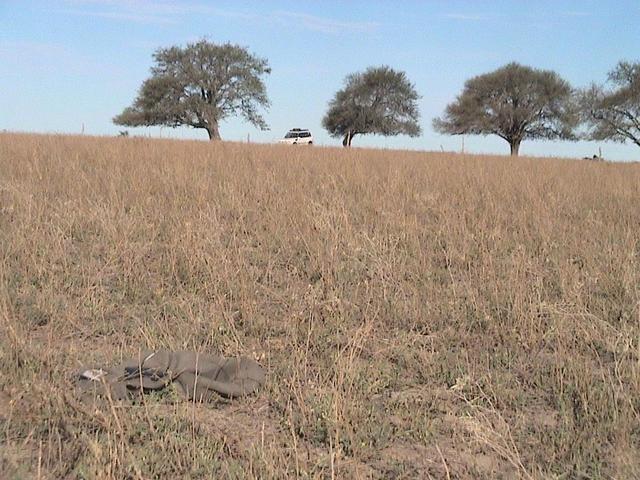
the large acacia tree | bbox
[114,40,270,140]
[434,62,578,156]
[322,66,421,147]
[580,61,640,148]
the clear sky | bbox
[1,1,639,160]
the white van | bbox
[279,128,314,145]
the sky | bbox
[1,0,639,161]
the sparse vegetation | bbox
[1,133,639,478]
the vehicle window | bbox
[285,132,299,138]
[300,132,311,138]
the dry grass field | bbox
[1,132,639,479]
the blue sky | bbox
[1,0,639,160]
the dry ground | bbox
[1,133,639,479]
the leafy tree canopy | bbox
[322,66,421,147]
[580,61,640,148]
[434,62,577,156]
[114,40,270,140]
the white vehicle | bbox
[279,128,313,145]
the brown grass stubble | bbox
[0,132,639,478]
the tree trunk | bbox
[205,121,221,141]
[342,131,354,147]
[509,138,521,156]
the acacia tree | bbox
[114,40,270,140]
[322,66,421,147]
[434,63,578,156]
[580,61,640,148]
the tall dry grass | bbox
[0,132,639,478]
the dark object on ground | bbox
[583,154,604,161]
[76,350,265,402]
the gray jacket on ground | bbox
[77,350,265,402]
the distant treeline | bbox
[114,40,639,156]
